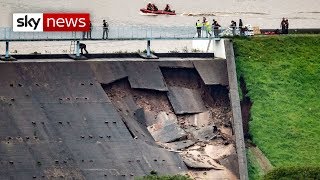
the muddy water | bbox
[0,0,319,54]
[1,0,320,28]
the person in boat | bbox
[152,4,158,11]
[164,4,172,12]
[147,2,153,10]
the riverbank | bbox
[234,35,320,179]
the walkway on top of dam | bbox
[0,26,224,41]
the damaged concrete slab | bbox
[187,111,212,127]
[147,112,187,143]
[204,144,236,160]
[149,123,187,143]
[219,154,240,178]
[193,126,218,141]
[194,59,229,86]
[159,140,196,151]
[181,151,224,170]
[124,62,168,91]
[89,61,127,84]
[135,108,158,127]
[167,86,206,114]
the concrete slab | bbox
[194,59,229,85]
[124,62,168,91]
[89,61,127,84]
[155,111,177,125]
[160,140,196,151]
[0,61,187,179]
[110,95,155,143]
[167,86,206,114]
[193,126,218,141]
[204,144,236,160]
[181,151,224,170]
[187,111,212,127]
[147,112,187,143]
[219,154,240,178]
[149,123,188,143]
[135,108,157,127]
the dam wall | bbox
[0,51,247,179]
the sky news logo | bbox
[13,13,90,32]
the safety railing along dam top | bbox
[0,26,226,41]
[0,25,227,59]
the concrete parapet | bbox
[224,39,249,180]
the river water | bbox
[1,0,320,28]
[0,0,319,54]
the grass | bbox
[263,166,320,180]
[234,35,320,179]
[135,171,191,180]
[247,148,264,180]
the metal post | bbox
[4,28,7,40]
[147,40,151,57]
[76,40,80,57]
[5,41,9,58]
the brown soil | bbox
[131,89,173,114]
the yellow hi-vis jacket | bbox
[205,21,211,31]
[196,22,202,28]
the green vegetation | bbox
[136,171,191,180]
[263,166,320,180]
[247,149,264,180]
[234,35,320,179]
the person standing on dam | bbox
[87,21,92,39]
[281,18,286,34]
[212,19,221,37]
[239,19,244,36]
[79,43,88,54]
[204,20,212,37]
[285,18,289,34]
[196,20,202,38]
[230,20,237,36]
[102,20,109,39]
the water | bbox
[1,0,320,28]
[0,0,319,54]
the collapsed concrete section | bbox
[0,51,247,179]
[102,64,239,179]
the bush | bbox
[263,166,320,180]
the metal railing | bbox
[0,26,230,41]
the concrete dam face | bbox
[0,52,246,179]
